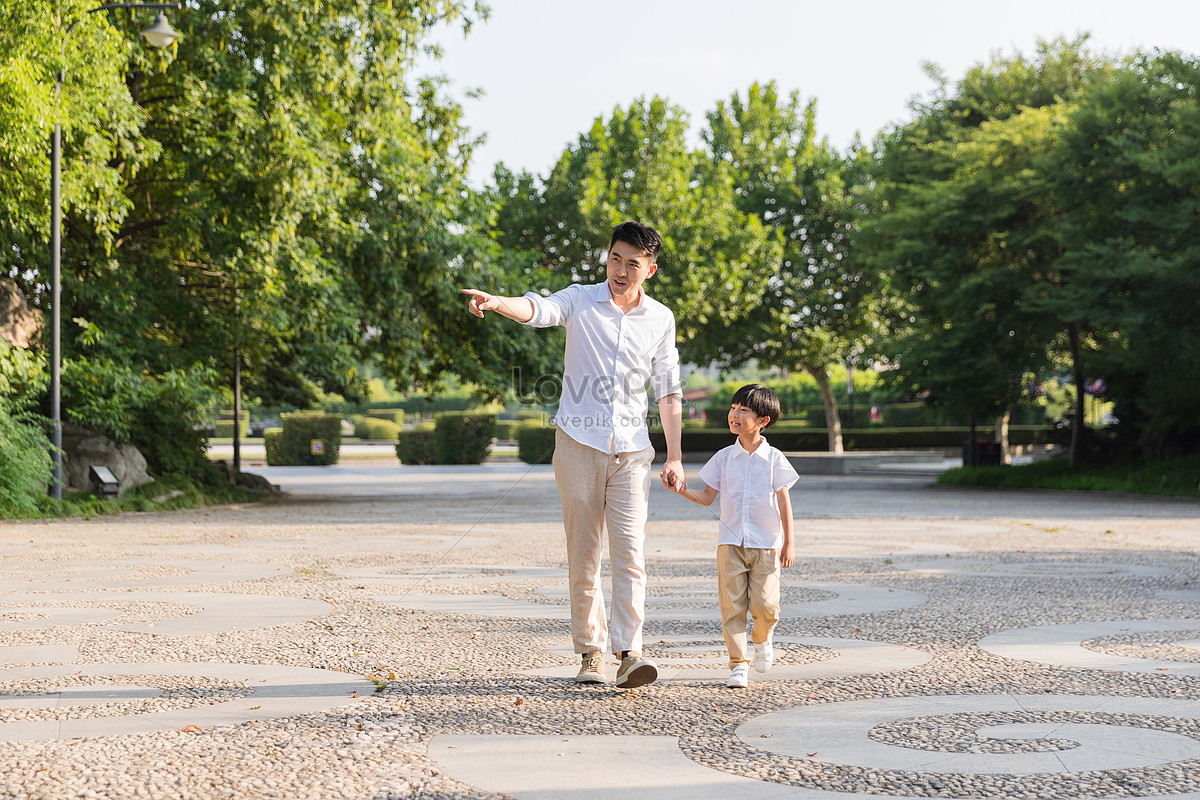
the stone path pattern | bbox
[1,462,1200,798]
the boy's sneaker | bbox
[727,664,749,688]
[575,651,607,684]
[614,652,658,688]
[754,640,774,673]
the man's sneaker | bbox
[575,651,607,684]
[614,652,658,688]
[727,664,749,688]
[753,640,774,673]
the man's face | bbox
[606,240,658,301]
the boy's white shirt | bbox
[698,437,800,549]
[522,282,681,454]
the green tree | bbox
[701,82,873,451]
[865,38,1115,463]
[1047,52,1200,455]
[490,96,781,371]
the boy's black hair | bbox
[731,383,781,430]
[609,221,662,261]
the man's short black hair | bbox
[609,221,662,260]
[730,383,781,430]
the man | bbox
[463,221,686,688]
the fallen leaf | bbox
[514,698,524,707]
[182,725,203,734]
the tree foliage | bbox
[701,82,871,450]
[491,96,781,369]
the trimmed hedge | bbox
[518,424,556,464]
[434,411,495,465]
[263,428,285,466]
[396,423,436,465]
[650,426,1060,455]
[278,411,341,465]
[494,419,523,441]
[355,417,401,440]
[365,408,405,426]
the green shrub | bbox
[649,426,1059,454]
[494,420,522,440]
[263,428,285,466]
[356,417,400,440]
[396,423,436,465]
[0,405,53,517]
[365,408,405,426]
[434,411,495,465]
[518,424,556,464]
[213,419,250,438]
[279,411,341,465]
[0,339,47,410]
[62,359,218,483]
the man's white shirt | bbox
[698,438,800,549]
[523,282,681,454]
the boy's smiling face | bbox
[606,240,658,302]
[728,403,768,438]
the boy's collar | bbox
[735,436,770,457]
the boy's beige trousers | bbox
[717,544,781,669]
[553,428,655,656]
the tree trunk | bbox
[995,409,1011,465]
[1068,321,1084,468]
[806,364,844,454]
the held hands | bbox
[660,460,687,493]
[462,288,499,318]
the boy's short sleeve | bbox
[697,451,723,491]
[771,449,800,492]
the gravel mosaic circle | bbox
[380,579,926,622]
[0,593,333,637]
[894,559,1170,579]
[528,634,931,683]
[979,619,1200,676]
[0,560,289,590]
[737,694,1200,774]
[336,564,567,588]
[0,663,371,742]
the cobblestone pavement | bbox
[2,463,1200,799]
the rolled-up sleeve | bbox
[523,288,573,328]
[649,318,682,401]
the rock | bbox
[60,424,154,495]
[0,277,41,349]
[211,460,281,494]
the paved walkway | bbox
[2,464,1199,798]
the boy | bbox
[669,383,798,688]
[462,221,686,688]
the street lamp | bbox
[49,2,181,498]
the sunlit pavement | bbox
[2,462,1199,798]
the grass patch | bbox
[0,474,273,521]
[937,455,1200,498]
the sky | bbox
[416,0,1200,186]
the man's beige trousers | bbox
[717,544,781,669]
[553,428,655,655]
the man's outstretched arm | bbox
[462,289,534,323]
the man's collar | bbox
[595,281,647,312]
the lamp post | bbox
[49,2,181,498]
